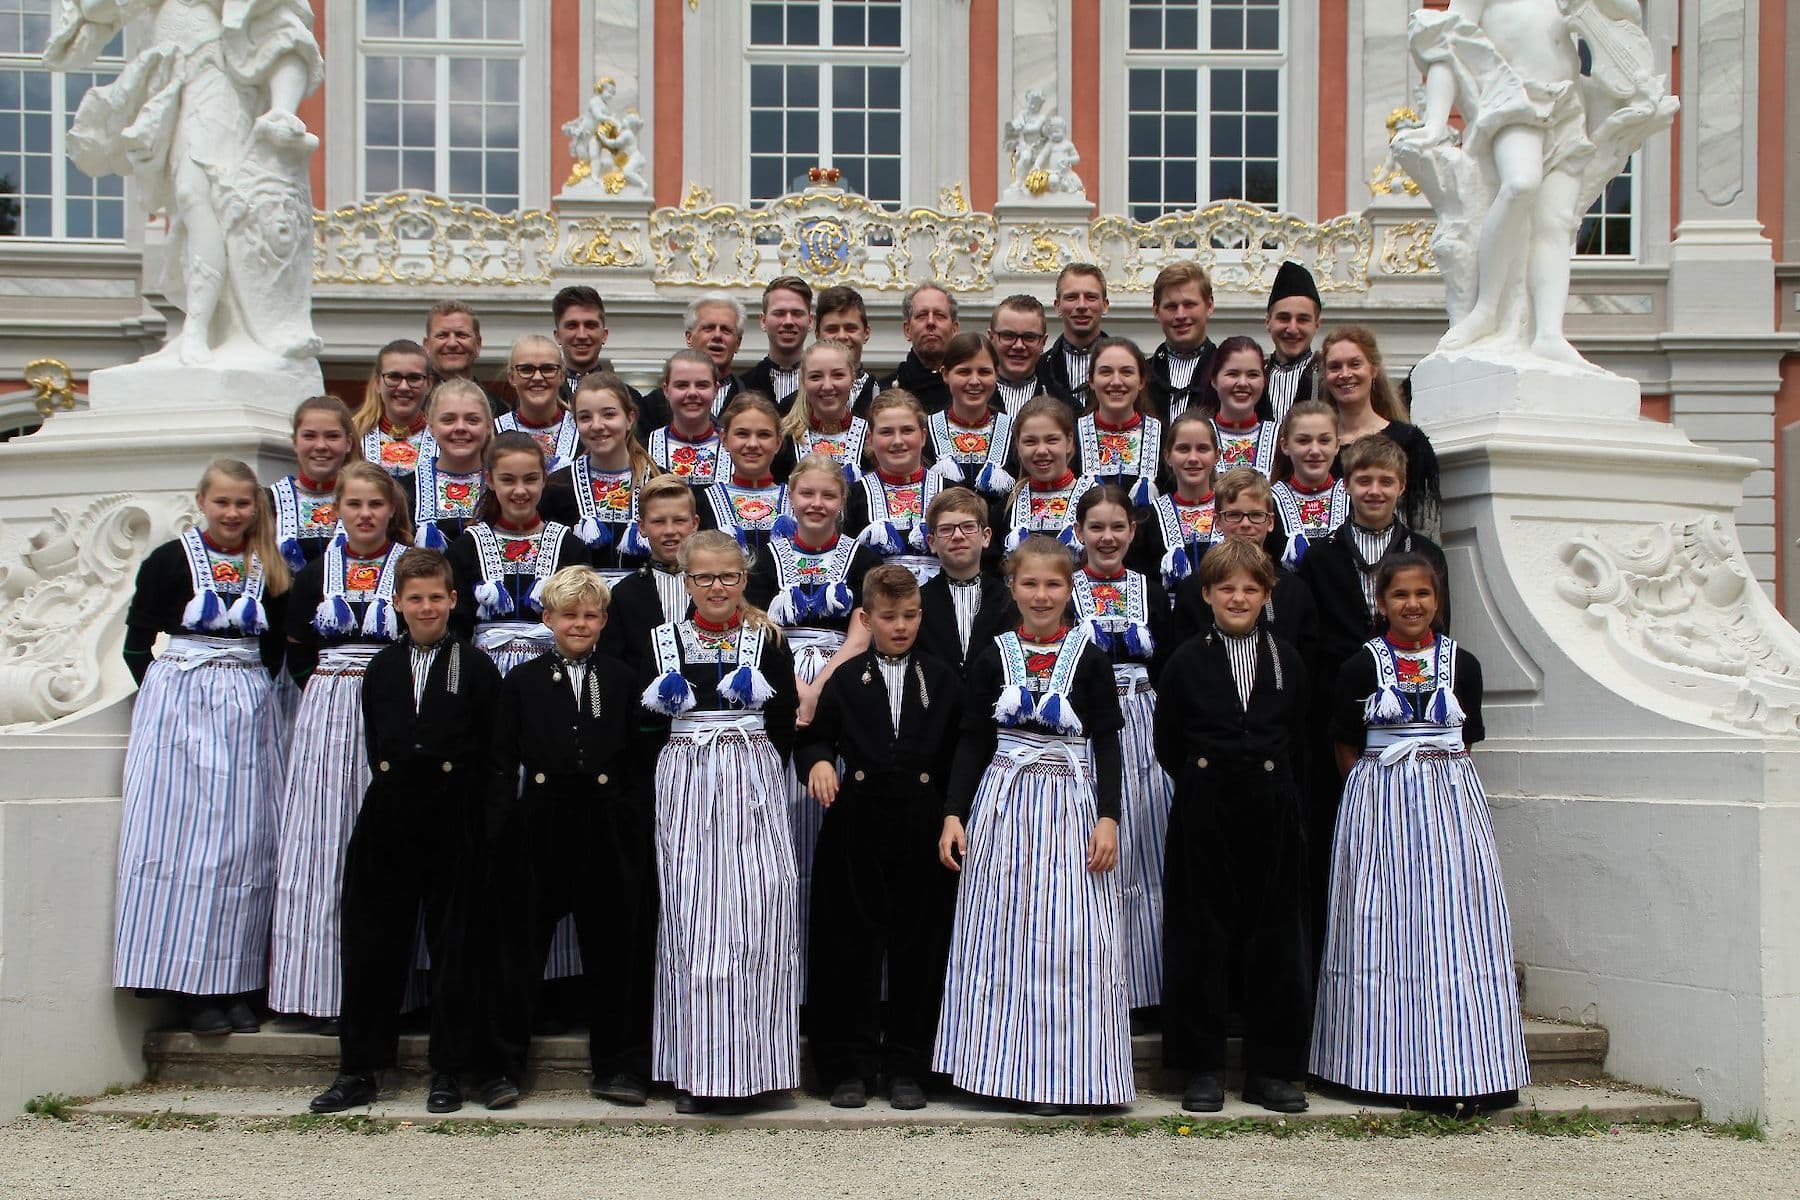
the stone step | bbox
[77,1078,1700,1132]
[142,1016,1609,1092]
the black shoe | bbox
[1181,1072,1225,1113]
[710,1095,753,1116]
[590,1073,649,1107]
[887,1077,926,1111]
[268,1013,320,1033]
[224,998,261,1034]
[1021,1101,1065,1117]
[1242,1076,1308,1114]
[477,1076,521,1110]
[829,1079,867,1109]
[673,1090,708,1115]
[310,1074,378,1113]
[316,1018,341,1037]
[185,999,231,1037]
[426,1073,463,1114]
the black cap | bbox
[1266,260,1322,312]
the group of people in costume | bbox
[115,262,1523,1120]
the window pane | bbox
[834,111,863,154]
[1128,9,1159,51]
[750,3,782,44]
[448,0,482,40]
[486,0,519,41]
[867,3,901,47]
[365,0,400,38]
[400,0,435,40]
[366,56,398,100]
[788,1,818,45]
[833,2,865,47]
[868,65,899,109]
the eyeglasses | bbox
[931,521,982,540]
[989,330,1045,346]
[380,372,429,387]
[1219,510,1273,526]
[686,571,745,588]
[511,363,564,378]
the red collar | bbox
[692,610,744,634]
[1214,414,1260,433]
[1093,411,1142,433]
[200,532,245,554]
[380,415,427,437]
[809,415,850,435]
[295,472,335,494]
[1029,470,1077,491]
[1290,475,1337,495]
[513,411,563,432]
[1174,491,1215,509]
[670,421,717,443]
[792,533,840,554]
[948,406,994,429]
[1017,623,1070,644]
[1385,632,1436,652]
[731,473,774,489]
[493,516,541,534]
[346,539,394,560]
[1082,567,1126,582]
[878,467,925,486]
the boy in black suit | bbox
[799,565,963,1111]
[481,565,654,1110]
[312,548,502,1116]
[915,487,1013,679]
[598,474,697,672]
[1155,538,1312,1117]
[1172,467,1318,663]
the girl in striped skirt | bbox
[844,388,946,584]
[747,454,881,995]
[1310,552,1528,1109]
[641,530,802,1113]
[928,332,1013,499]
[540,371,662,583]
[1071,486,1172,1016]
[934,534,1132,1115]
[351,339,436,483]
[268,464,413,1027]
[117,459,291,1036]
[447,431,591,982]
[411,379,493,550]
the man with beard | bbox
[881,282,959,414]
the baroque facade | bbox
[1,0,1796,601]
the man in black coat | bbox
[1036,262,1111,412]
[881,282,959,413]
[1146,261,1219,422]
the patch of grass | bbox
[1708,1114,1766,1142]
[418,1118,521,1137]
[128,1110,218,1132]
[1015,1116,1155,1137]
[242,1113,400,1136]
[1152,1110,1492,1140]
[23,1093,78,1121]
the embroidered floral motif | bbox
[442,480,475,510]
[346,562,381,591]
[1097,431,1135,466]
[1395,656,1429,686]
[1220,437,1257,467]
[501,539,534,563]
[811,437,845,459]
[671,445,700,475]
[1088,582,1126,615]
[887,486,922,518]
[298,498,336,530]
[733,495,775,523]
[210,557,244,586]
[951,430,989,455]
[795,555,824,579]
[1177,506,1215,540]
[1024,650,1057,678]
[591,476,633,511]
[380,440,419,468]
[1298,494,1329,527]
[1030,494,1071,521]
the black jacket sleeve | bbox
[944,644,1003,819]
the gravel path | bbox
[1,1115,1792,1199]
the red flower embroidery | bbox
[346,563,380,591]
[306,501,337,527]
[1031,495,1069,520]
[593,479,633,511]
[671,445,699,473]
[1179,508,1214,538]
[1298,495,1328,525]
[812,438,845,459]
[1222,440,1255,466]
[889,487,921,517]
[734,497,774,523]
[502,539,533,562]
[1395,656,1428,686]
[444,481,473,503]
[1024,651,1057,678]
[1097,432,1132,465]
[951,431,988,455]
[381,441,418,468]
[210,558,243,586]
[1090,583,1124,614]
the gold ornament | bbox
[564,160,591,188]
[24,358,77,418]
[938,183,970,215]
[1023,169,1050,197]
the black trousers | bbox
[482,786,657,1081]
[806,785,956,1086]
[1161,762,1312,1081]
[338,772,480,1076]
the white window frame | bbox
[743,2,910,210]
[1576,155,1640,259]
[0,24,125,241]
[1099,0,1317,221]
[688,0,968,212]
[325,0,550,214]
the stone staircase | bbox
[91,1015,1702,1130]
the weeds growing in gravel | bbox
[418,1119,521,1137]
[129,1110,218,1132]
[1709,1115,1766,1142]
[24,1093,77,1121]
[242,1113,400,1136]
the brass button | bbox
[378,761,390,773]
[1196,757,1208,769]
[854,769,866,782]
[597,774,608,786]
[534,772,546,784]
[441,762,453,773]
[918,772,930,784]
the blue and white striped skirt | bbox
[114,637,283,996]
[475,622,583,981]
[933,730,1135,1106]
[1309,745,1529,1096]
[268,645,378,1017]
[653,712,800,1097]
[1115,666,1172,1009]
[786,626,844,1000]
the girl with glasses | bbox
[495,335,578,472]
[354,339,437,480]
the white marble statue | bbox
[1037,116,1084,196]
[1002,88,1053,200]
[1392,0,1677,368]
[45,0,325,367]
[563,78,621,182]
[562,78,649,198]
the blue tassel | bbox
[1129,475,1154,506]
[729,525,749,551]
[1003,526,1028,553]
[1281,532,1309,570]
[331,527,348,548]
[363,596,400,641]
[1427,687,1450,725]
[474,579,514,619]
[574,516,613,551]
[418,521,446,550]
[842,462,862,484]
[936,458,965,483]
[1055,525,1078,547]
[906,522,929,553]
[621,520,649,558]
[1082,617,1114,653]
[1123,621,1151,658]
[1366,685,1408,725]
[280,536,306,571]
[1036,693,1066,730]
[862,521,904,555]
[975,462,1014,497]
[1161,544,1191,592]
[525,576,547,616]
[183,589,228,632]
[230,594,268,635]
[718,663,759,707]
[642,669,696,716]
[825,581,853,616]
[772,512,798,539]
[313,594,355,636]
[993,684,1035,728]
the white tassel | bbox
[1003,526,1027,553]
[1160,543,1190,592]
[1281,532,1308,571]
[228,594,267,635]
[934,458,965,483]
[1364,686,1407,725]
[975,463,1014,496]
[992,684,1034,726]
[641,670,696,716]
[768,589,798,626]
